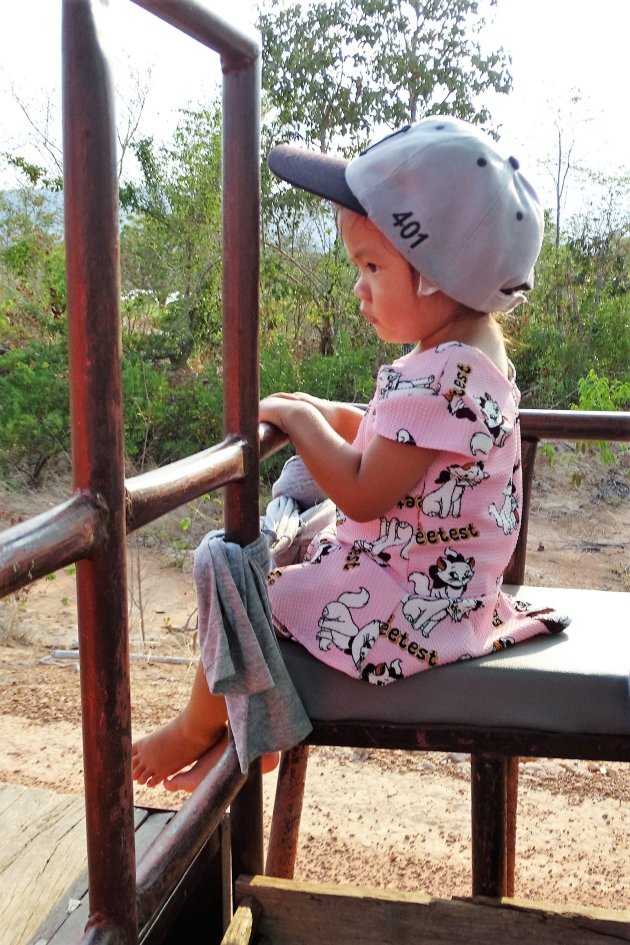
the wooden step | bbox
[230,875,630,945]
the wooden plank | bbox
[0,784,87,945]
[235,875,630,945]
[220,896,261,945]
[43,808,175,945]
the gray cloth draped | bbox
[194,529,312,773]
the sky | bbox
[1,0,629,220]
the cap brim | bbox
[267,144,366,215]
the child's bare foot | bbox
[132,715,227,788]
[163,746,281,794]
[163,730,231,792]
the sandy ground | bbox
[1,444,629,913]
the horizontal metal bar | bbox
[125,436,248,533]
[135,740,246,928]
[260,409,630,445]
[129,0,260,68]
[520,409,630,441]
[0,492,108,598]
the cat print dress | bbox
[267,342,569,684]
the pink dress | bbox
[267,342,569,684]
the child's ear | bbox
[416,273,439,298]
[409,263,439,298]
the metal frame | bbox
[2,2,630,942]
[1,2,263,942]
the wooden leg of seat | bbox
[264,744,309,879]
[505,755,518,897]
[471,753,518,897]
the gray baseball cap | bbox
[268,116,544,313]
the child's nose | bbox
[354,274,370,301]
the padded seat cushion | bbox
[279,586,630,735]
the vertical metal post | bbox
[63,1,137,940]
[221,55,261,546]
[220,54,264,880]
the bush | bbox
[0,337,70,484]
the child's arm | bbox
[260,394,435,523]
[261,392,364,443]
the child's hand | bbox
[259,394,308,434]
[260,392,364,442]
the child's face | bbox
[340,210,424,343]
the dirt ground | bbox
[1,443,629,912]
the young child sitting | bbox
[132,115,568,792]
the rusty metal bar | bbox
[135,741,247,928]
[220,49,265,881]
[4,411,625,601]
[129,0,259,69]
[0,493,107,597]
[503,436,538,586]
[265,745,310,879]
[519,408,630,440]
[125,436,247,533]
[471,753,509,897]
[221,52,261,547]
[63,1,136,941]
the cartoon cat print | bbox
[402,548,482,637]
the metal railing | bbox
[1,2,262,942]
[2,4,630,943]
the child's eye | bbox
[367,262,377,273]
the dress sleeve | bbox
[372,344,518,461]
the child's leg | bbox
[132,661,227,788]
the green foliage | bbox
[3,8,630,494]
[259,0,378,152]
[121,351,224,468]
[0,337,70,484]
[259,0,511,147]
[362,0,512,126]
[120,106,223,367]
[2,154,63,192]
[569,370,630,465]
[0,189,66,347]
[508,214,630,409]
[574,370,630,413]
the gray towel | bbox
[194,530,312,773]
[261,455,337,566]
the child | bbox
[132,116,568,792]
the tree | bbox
[259,0,512,149]
[259,0,379,154]
[0,187,65,346]
[508,182,630,410]
[3,64,152,192]
[120,107,223,366]
[363,0,512,127]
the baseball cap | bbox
[267,116,544,313]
